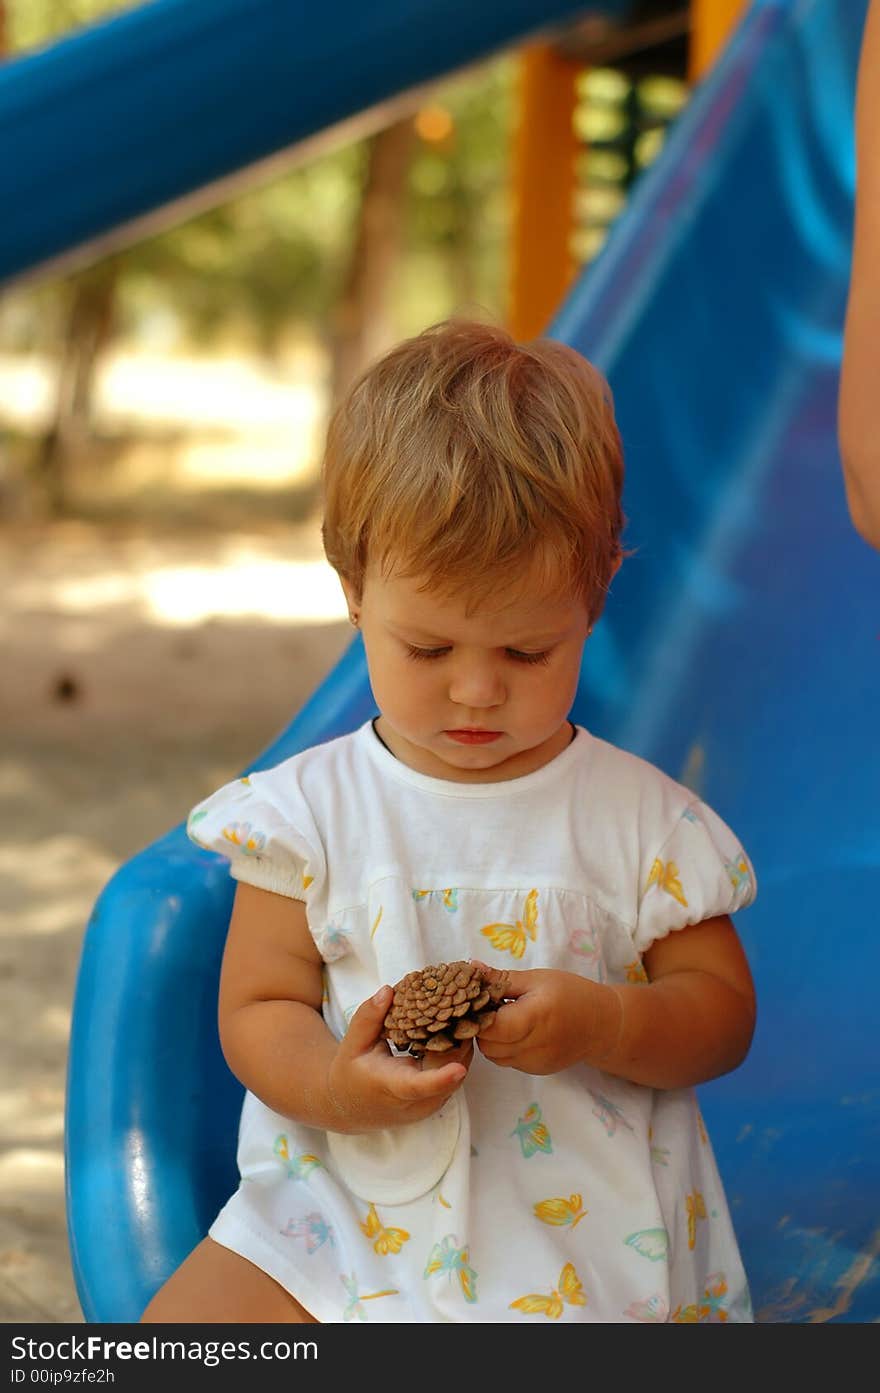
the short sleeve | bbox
[186,773,324,903]
[634,799,756,953]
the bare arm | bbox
[218,881,470,1133]
[839,0,880,548]
[600,913,756,1088]
[476,914,756,1090]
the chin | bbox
[430,739,511,768]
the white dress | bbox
[187,720,757,1323]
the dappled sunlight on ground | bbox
[4,548,349,627]
[0,347,325,433]
[0,516,354,1320]
[0,347,331,519]
[0,836,118,911]
[0,1090,64,1148]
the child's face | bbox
[344,566,592,782]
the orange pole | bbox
[508,42,581,341]
[689,0,749,82]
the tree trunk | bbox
[330,116,416,408]
[36,263,118,514]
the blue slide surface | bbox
[62,0,880,1322]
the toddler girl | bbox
[142,318,757,1324]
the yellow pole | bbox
[508,42,581,341]
[689,0,750,82]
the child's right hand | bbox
[325,985,472,1133]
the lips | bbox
[445,729,502,745]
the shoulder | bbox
[184,727,371,902]
[581,735,753,886]
[240,722,373,807]
[185,724,373,880]
[576,730,696,825]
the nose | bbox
[447,652,506,710]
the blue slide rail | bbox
[62,0,880,1322]
[0,0,630,285]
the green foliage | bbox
[119,142,371,354]
[401,59,514,330]
[7,0,132,53]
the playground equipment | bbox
[3,0,874,1321]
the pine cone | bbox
[382,960,509,1057]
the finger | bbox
[469,958,495,977]
[476,1001,526,1046]
[420,1040,473,1073]
[470,962,534,1000]
[391,1058,467,1100]
[340,985,393,1056]
[491,969,534,1000]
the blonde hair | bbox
[321,318,626,624]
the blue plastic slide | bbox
[56,0,880,1322]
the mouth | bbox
[445,729,503,745]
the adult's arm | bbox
[839,0,880,549]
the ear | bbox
[339,576,362,623]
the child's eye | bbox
[405,644,450,661]
[507,649,551,666]
[404,644,551,666]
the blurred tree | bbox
[35,260,119,512]
[7,0,130,509]
[330,116,417,406]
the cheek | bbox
[373,652,434,705]
[530,658,581,710]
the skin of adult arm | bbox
[839,0,880,548]
[475,914,756,1090]
[218,881,470,1133]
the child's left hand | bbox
[473,963,609,1075]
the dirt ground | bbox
[0,514,353,1321]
